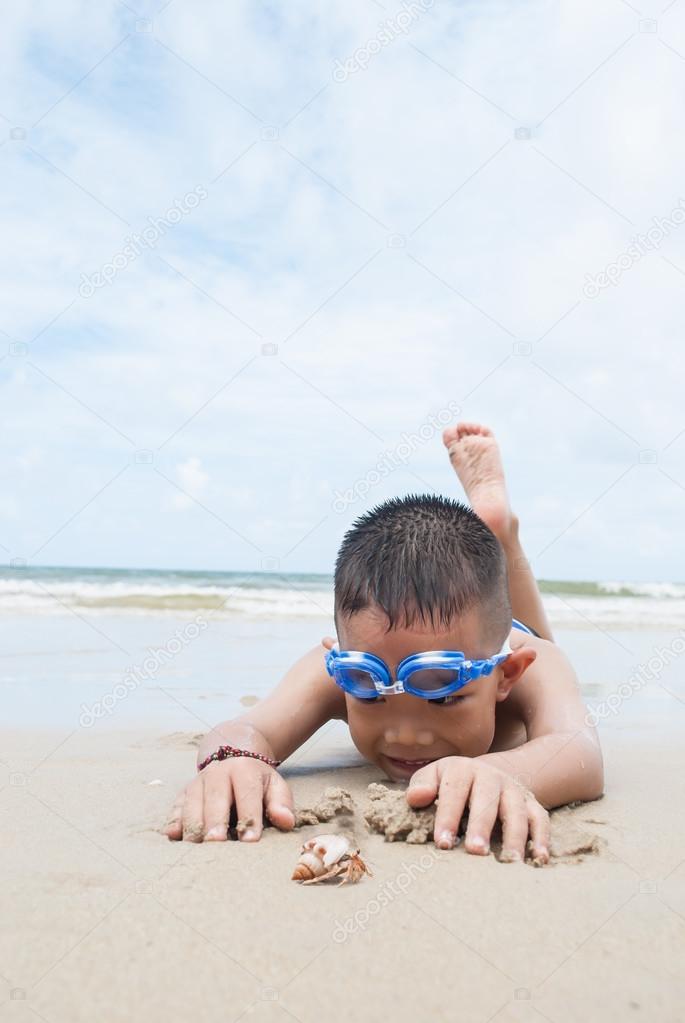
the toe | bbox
[456,421,478,438]
[458,421,492,438]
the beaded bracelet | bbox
[197,744,281,773]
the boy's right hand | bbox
[163,758,295,843]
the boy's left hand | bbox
[406,756,550,863]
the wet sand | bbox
[1,724,684,1023]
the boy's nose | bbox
[384,722,435,746]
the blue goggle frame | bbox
[325,635,512,702]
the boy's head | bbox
[326,494,536,780]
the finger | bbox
[463,776,500,856]
[182,778,205,843]
[164,790,186,841]
[263,771,295,831]
[203,766,233,841]
[432,764,473,850]
[499,786,529,863]
[406,761,440,808]
[527,799,551,864]
[233,763,266,842]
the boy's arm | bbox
[166,642,347,843]
[407,635,603,862]
[198,641,347,766]
[481,635,604,808]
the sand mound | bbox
[294,783,603,865]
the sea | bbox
[1,566,683,735]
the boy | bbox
[165,422,603,863]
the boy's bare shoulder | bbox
[492,630,578,750]
[507,627,576,693]
[508,626,551,652]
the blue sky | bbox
[1,0,684,582]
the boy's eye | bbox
[351,693,466,706]
[430,694,467,707]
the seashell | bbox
[291,834,351,881]
[291,858,318,882]
[291,834,372,885]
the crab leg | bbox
[300,864,346,885]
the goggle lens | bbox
[406,667,461,694]
[338,667,379,698]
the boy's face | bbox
[325,606,534,781]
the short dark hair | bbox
[334,494,511,640]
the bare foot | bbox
[442,422,515,542]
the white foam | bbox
[0,572,682,627]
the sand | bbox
[1,726,684,1023]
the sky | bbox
[1,0,684,582]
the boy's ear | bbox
[495,646,537,702]
[321,635,337,651]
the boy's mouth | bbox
[382,754,436,778]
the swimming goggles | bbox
[325,635,513,702]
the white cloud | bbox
[0,0,683,579]
[172,457,210,509]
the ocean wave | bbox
[597,580,685,599]
[540,594,685,629]
[0,578,334,617]
[0,569,682,627]
[538,579,685,599]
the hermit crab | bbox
[291,834,372,886]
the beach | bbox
[2,569,685,1022]
[7,0,685,1015]
[3,726,685,1022]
